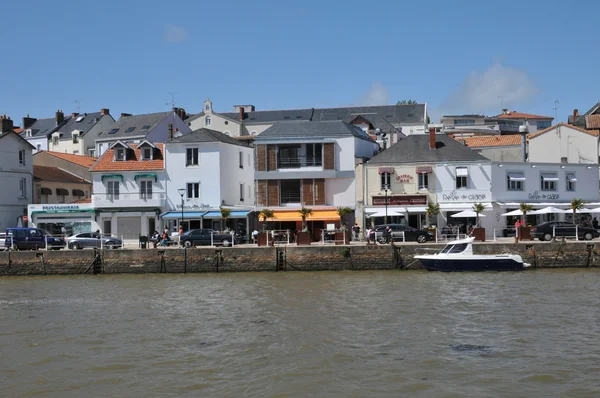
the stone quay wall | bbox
[0,241,598,276]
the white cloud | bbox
[356,82,389,106]
[164,24,188,43]
[432,63,540,122]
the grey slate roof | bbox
[21,117,67,138]
[92,112,171,140]
[368,134,488,164]
[168,128,251,147]
[569,102,600,127]
[56,112,106,137]
[255,120,377,143]
[187,104,425,133]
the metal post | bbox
[384,186,389,225]
[211,231,214,247]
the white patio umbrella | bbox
[530,206,565,215]
[585,207,600,213]
[451,210,486,218]
[501,209,527,217]
[367,210,403,218]
[563,208,594,214]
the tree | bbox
[472,203,485,227]
[298,207,313,230]
[426,203,440,226]
[397,99,417,105]
[219,207,231,231]
[519,203,534,224]
[259,209,275,231]
[569,198,586,225]
[336,207,353,229]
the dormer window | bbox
[52,136,59,145]
[205,116,211,126]
[72,133,79,143]
[115,148,125,161]
[142,147,152,160]
[26,129,32,137]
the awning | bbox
[134,173,157,182]
[416,166,432,173]
[40,187,52,195]
[378,167,394,174]
[365,207,407,214]
[160,211,206,219]
[567,173,577,182]
[456,167,468,177]
[541,173,559,181]
[56,188,69,195]
[203,210,250,219]
[406,206,427,213]
[271,210,340,222]
[72,189,85,196]
[101,174,124,182]
[507,172,526,181]
[440,203,492,211]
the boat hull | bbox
[416,257,526,272]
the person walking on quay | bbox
[514,219,521,243]
[384,225,393,244]
[352,223,361,241]
[594,217,599,231]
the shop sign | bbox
[395,174,414,183]
[41,205,80,211]
[440,190,488,202]
[372,195,427,206]
[528,190,560,200]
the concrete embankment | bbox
[0,242,598,276]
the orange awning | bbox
[271,210,341,222]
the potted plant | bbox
[471,202,486,242]
[335,207,352,244]
[220,207,231,232]
[258,209,275,246]
[518,203,534,241]
[297,207,313,245]
[569,198,586,238]
[426,203,440,232]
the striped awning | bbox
[101,174,124,182]
[271,210,340,222]
[378,167,394,174]
[134,173,157,182]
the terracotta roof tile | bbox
[71,197,92,204]
[40,151,98,168]
[529,122,599,139]
[34,165,88,183]
[13,128,23,134]
[586,114,600,129]
[90,143,164,172]
[494,111,553,120]
[454,135,524,148]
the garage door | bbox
[117,217,140,240]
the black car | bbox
[372,224,435,244]
[531,221,599,241]
[180,229,237,247]
[5,228,66,250]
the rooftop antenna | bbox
[553,98,560,121]
[74,99,83,112]
[166,92,179,108]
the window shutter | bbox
[323,143,334,170]
[267,180,279,206]
[256,145,266,172]
[302,179,314,206]
[256,181,267,206]
[267,145,277,171]
[314,179,325,205]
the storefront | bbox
[365,195,428,228]
[159,209,252,235]
[28,203,99,236]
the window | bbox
[53,136,59,145]
[19,149,26,165]
[115,148,125,161]
[418,173,428,189]
[142,148,152,160]
[205,116,211,126]
[566,173,576,191]
[109,128,119,134]
[125,127,135,133]
[306,143,323,166]
[107,180,119,200]
[205,104,210,111]
[506,172,525,191]
[72,134,79,143]
[37,144,41,152]
[240,183,245,201]
[455,167,468,189]
[141,125,151,130]
[187,182,200,199]
[239,151,244,169]
[140,180,153,199]
[537,121,551,130]
[19,178,26,198]
[380,172,391,190]
[540,172,558,191]
[89,149,96,157]
[186,148,198,166]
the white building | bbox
[0,131,35,229]
[21,112,67,153]
[90,141,167,240]
[27,203,99,236]
[48,109,115,156]
[160,128,255,232]
[528,123,600,164]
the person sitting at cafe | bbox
[160,231,170,247]
[150,230,160,248]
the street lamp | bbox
[177,188,186,233]
[384,184,390,224]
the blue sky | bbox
[2,0,599,124]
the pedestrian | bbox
[352,223,361,241]
[593,217,599,230]
[384,225,392,244]
[514,219,521,243]
[366,227,372,244]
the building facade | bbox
[48,109,114,156]
[528,123,599,164]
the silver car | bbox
[66,232,122,249]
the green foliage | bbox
[298,207,313,228]
[519,203,534,222]
[336,207,353,226]
[426,203,440,217]
[340,247,350,258]
[569,198,586,224]
[472,203,486,227]
[259,209,275,231]
[220,207,231,229]
[397,99,417,105]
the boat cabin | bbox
[439,237,475,256]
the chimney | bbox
[100,108,110,115]
[120,113,132,118]
[72,112,79,119]
[178,108,186,121]
[0,115,13,133]
[22,114,37,129]
[168,123,173,140]
[56,110,64,125]
[428,127,436,150]
[573,109,579,120]
[502,108,509,115]
[239,106,245,121]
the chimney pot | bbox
[429,127,436,150]
[100,108,110,115]
[573,109,579,119]
[239,106,245,121]
[55,110,64,125]
[72,112,79,118]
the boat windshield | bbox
[440,243,468,254]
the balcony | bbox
[278,156,323,170]
[93,192,166,208]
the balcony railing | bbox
[93,192,166,207]
[280,192,301,204]
[277,156,322,169]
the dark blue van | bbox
[5,228,66,250]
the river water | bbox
[2,270,600,397]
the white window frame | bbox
[186,147,199,166]
[506,172,525,191]
[107,180,120,200]
[566,173,576,192]
[142,147,152,161]
[19,149,26,165]
[418,172,428,189]
[380,173,391,190]
[139,180,153,199]
[115,148,125,161]
[540,172,558,191]
[205,116,211,126]
[186,182,200,199]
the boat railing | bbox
[436,227,461,242]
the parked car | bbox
[531,221,599,241]
[66,232,122,249]
[0,232,5,251]
[372,224,435,244]
[180,229,237,247]
[5,228,66,250]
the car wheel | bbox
[106,242,116,250]
[585,232,593,241]
[377,236,388,244]
[184,240,192,248]
[543,233,553,242]
[222,239,230,247]
[417,234,427,244]
[69,242,80,250]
